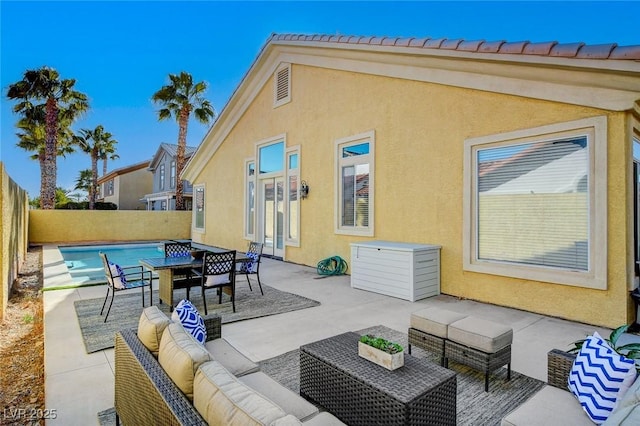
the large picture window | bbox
[463,117,607,289]
[335,131,375,236]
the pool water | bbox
[60,243,164,285]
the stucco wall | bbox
[191,64,633,328]
[29,210,191,243]
[0,162,29,320]
[118,168,152,210]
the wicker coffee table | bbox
[300,332,457,425]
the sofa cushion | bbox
[500,384,593,425]
[193,361,287,425]
[238,372,319,421]
[293,412,346,426]
[568,332,637,424]
[603,373,640,425]
[137,305,171,356]
[172,299,207,344]
[158,322,212,400]
[204,338,260,377]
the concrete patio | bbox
[42,244,611,425]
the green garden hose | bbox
[317,256,348,276]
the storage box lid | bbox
[350,240,441,251]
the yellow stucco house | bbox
[182,33,640,328]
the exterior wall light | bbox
[300,180,309,199]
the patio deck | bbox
[42,244,611,425]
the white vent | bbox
[274,64,291,107]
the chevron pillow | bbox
[172,299,207,345]
[568,332,637,424]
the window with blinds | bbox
[463,116,607,289]
[477,137,589,271]
[274,64,291,107]
[335,132,375,236]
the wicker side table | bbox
[300,332,456,425]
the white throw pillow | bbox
[205,274,229,287]
[568,332,638,424]
[171,299,207,345]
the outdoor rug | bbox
[75,284,320,353]
[98,325,545,425]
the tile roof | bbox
[270,33,640,60]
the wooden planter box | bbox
[358,341,404,370]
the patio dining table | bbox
[139,243,248,309]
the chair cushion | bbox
[410,307,467,338]
[172,299,207,344]
[500,385,593,426]
[447,316,513,353]
[158,322,211,400]
[108,262,126,289]
[137,306,171,356]
[193,361,287,426]
[603,373,640,425]
[568,332,637,424]
[204,338,260,377]
[238,371,319,421]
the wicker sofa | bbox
[114,306,344,425]
[501,349,640,425]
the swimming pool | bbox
[60,243,164,285]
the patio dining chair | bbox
[99,252,152,322]
[164,241,199,300]
[235,241,264,295]
[195,250,237,314]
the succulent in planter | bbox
[568,324,640,368]
[359,334,404,354]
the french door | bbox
[260,177,285,258]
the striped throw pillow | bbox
[568,332,637,424]
[172,299,207,345]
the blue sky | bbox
[1,1,638,198]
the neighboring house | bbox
[182,33,640,329]
[142,143,197,211]
[97,160,152,210]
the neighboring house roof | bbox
[97,160,150,184]
[484,148,588,195]
[182,32,640,182]
[148,143,198,171]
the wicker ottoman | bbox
[408,307,468,366]
[445,316,513,392]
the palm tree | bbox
[74,125,117,209]
[75,169,93,202]
[15,104,76,201]
[152,71,215,210]
[7,67,89,209]
[99,136,119,176]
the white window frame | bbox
[170,160,176,189]
[243,158,256,240]
[334,130,375,237]
[159,164,165,190]
[273,63,291,108]
[193,183,205,233]
[463,116,607,289]
[286,146,300,246]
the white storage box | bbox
[350,241,441,302]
